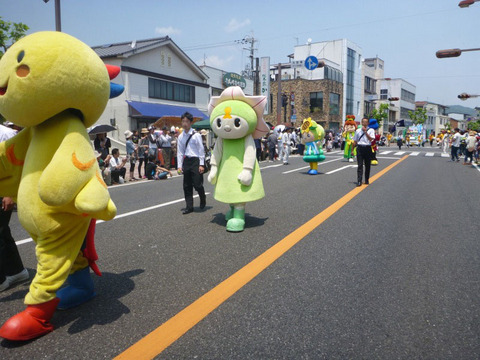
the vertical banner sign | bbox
[259,57,270,115]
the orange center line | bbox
[114,155,409,360]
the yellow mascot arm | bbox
[38,118,115,221]
[0,128,31,197]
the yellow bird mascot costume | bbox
[0,31,121,341]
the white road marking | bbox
[260,163,284,170]
[473,163,480,173]
[377,156,404,160]
[394,151,406,155]
[326,165,357,174]
[282,157,343,174]
[410,152,420,156]
[380,151,392,155]
[441,153,450,158]
[425,152,434,157]
[15,193,210,246]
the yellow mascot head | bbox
[0,31,110,128]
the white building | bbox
[379,78,416,130]
[199,65,254,97]
[445,105,476,130]
[415,101,449,135]
[92,37,210,141]
[271,39,363,122]
[361,57,384,118]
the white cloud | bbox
[200,55,234,68]
[154,26,181,36]
[224,18,251,33]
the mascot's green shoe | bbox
[226,208,245,232]
[225,205,235,222]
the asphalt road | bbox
[1,145,479,359]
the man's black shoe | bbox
[365,180,369,185]
[200,200,206,209]
[182,208,193,215]
[357,181,362,187]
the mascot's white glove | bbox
[238,168,253,186]
[208,165,218,185]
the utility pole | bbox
[43,0,61,31]
[277,63,282,125]
[55,0,61,31]
[238,34,257,80]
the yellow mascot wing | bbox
[0,128,31,198]
[75,172,117,220]
[39,116,114,213]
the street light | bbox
[458,92,480,100]
[458,0,480,7]
[436,47,480,58]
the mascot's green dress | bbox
[207,87,269,232]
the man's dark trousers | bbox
[451,145,459,161]
[356,145,372,183]
[183,157,206,210]
[0,203,24,283]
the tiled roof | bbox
[92,36,169,58]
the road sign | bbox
[304,56,319,70]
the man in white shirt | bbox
[109,148,127,184]
[0,124,29,291]
[450,128,461,162]
[177,112,206,214]
[353,117,375,186]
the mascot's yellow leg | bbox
[311,162,318,171]
[25,218,90,305]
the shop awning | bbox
[127,100,208,120]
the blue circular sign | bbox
[304,56,319,70]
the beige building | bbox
[264,78,343,131]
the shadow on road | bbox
[1,269,143,347]
[54,269,144,335]
[210,212,268,229]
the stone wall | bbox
[265,78,343,130]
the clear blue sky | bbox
[2,0,479,108]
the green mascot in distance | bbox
[207,86,269,232]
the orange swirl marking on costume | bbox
[6,144,24,166]
[72,152,95,171]
[96,171,107,189]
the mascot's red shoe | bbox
[0,298,60,341]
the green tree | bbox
[467,120,480,131]
[408,107,427,125]
[0,17,29,58]
[369,103,389,126]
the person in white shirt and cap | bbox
[353,117,375,186]
[177,112,206,214]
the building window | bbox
[148,78,195,103]
[380,89,388,100]
[401,88,415,103]
[364,76,376,94]
[364,101,374,117]
[310,92,323,112]
[400,107,411,119]
[324,66,343,83]
[346,48,355,115]
[329,93,340,115]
